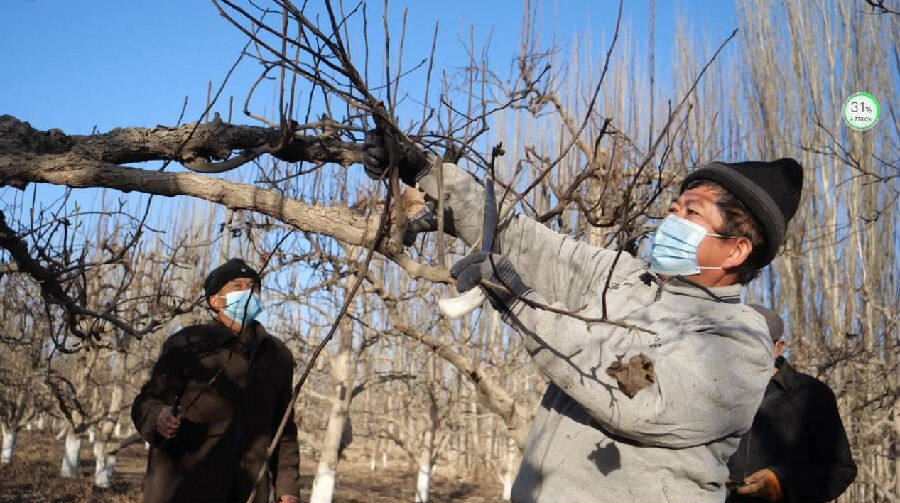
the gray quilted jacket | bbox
[418,162,773,503]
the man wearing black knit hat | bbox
[364,131,804,503]
[131,258,300,503]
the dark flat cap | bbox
[203,258,260,298]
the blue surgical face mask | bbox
[650,215,732,276]
[219,289,262,324]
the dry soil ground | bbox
[0,431,505,503]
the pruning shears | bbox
[438,145,503,318]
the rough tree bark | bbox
[0,115,447,284]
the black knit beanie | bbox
[680,157,803,268]
[203,258,261,298]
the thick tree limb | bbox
[0,114,362,170]
[0,115,449,284]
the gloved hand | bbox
[737,468,783,502]
[449,252,531,308]
[363,128,431,185]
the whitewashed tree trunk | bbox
[500,439,520,501]
[415,460,433,503]
[93,350,126,487]
[310,320,355,503]
[93,441,116,488]
[310,463,337,503]
[416,359,438,503]
[501,473,514,501]
[1,425,18,465]
[60,430,82,477]
[114,422,122,438]
[36,414,45,430]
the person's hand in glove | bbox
[449,252,531,309]
[362,128,431,185]
[737,468,784,501]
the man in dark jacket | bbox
[131,258,300,503]
[728,305,856,502]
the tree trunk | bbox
[60,429,82,478]
[310,320,355,503]
[93,441,116,488]
[415,428,435,503]
[416,359,439,503]
[1,424,18,465]
[94,354,125,488]
[500,438,519,501]
[415,458,433,503]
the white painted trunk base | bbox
[501,472,513,501]
[60,433,82,478]
[93,442,116,488]
[113,422,122,438]
[309,464,336,503]
[415,463,433,503]
[1,429,18,465]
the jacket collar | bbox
[207,318,266,348]
[771,356,799,391]
[659,275,743,303]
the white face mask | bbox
[650,215,734,276]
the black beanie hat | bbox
[749,304,785,343]
[203,258,261,299]
[680,157,803,268]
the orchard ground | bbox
[0,431,505,503]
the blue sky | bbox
[1,1,736,134]
[0,0,738,257]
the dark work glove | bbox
[363,128,431,185]
[449,252,532,309]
